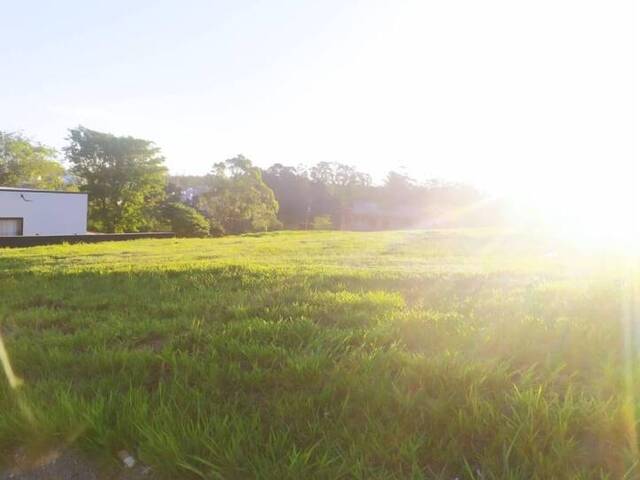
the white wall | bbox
[0,190,88,236]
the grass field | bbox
[0,230,639,479]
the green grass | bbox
[0,230,638,478]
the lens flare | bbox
[0,332,22,389]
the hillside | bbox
[0,231,637,479]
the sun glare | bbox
[509,176,640,249]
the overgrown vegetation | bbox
[0,230,638,478]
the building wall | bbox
[0,190,88,236]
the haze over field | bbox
[2,1,637,238]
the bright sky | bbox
[1,0,636,233]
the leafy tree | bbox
[262,164,313,228]
[0,131,65,189]
[198,155,280,234]
[64,126,167,232]
[309,161,335,185]
[166,159,504,232]
[162,202,210,237]
[333,164,371,188]
[309,162,371,228]
[382,171,417,206]
[310,162,371,189]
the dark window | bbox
[0,218,24,236]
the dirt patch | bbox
[1,450,156,480]
[133,334,166,353]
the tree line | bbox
[1,127,506,236]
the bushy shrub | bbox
[163,202,210,237]
[208,218,226,237]
[311,215,333,230]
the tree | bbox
[309,162,371,189]
[309,161,335,185]
[0,131,65,189]
[262,164,313,228]
[162,202,210,237]
[382,171,417,206]
[309,162,371,228]
[198,155,280,234]
[64,126,167,232]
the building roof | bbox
[0,186,87,195]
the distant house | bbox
[179,186,209,205]
[0,187,88,236]
[343,201,425,231]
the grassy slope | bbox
[0,230,637,479]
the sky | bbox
[1,0,636,229]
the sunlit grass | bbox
[0,230,638,478]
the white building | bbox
[0,187,88,236]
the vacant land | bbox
[0,230,638,479]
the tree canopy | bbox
[64,126,167,232]
[0,131,65,189]
[2,125,505,235]
[197,155,280,234]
